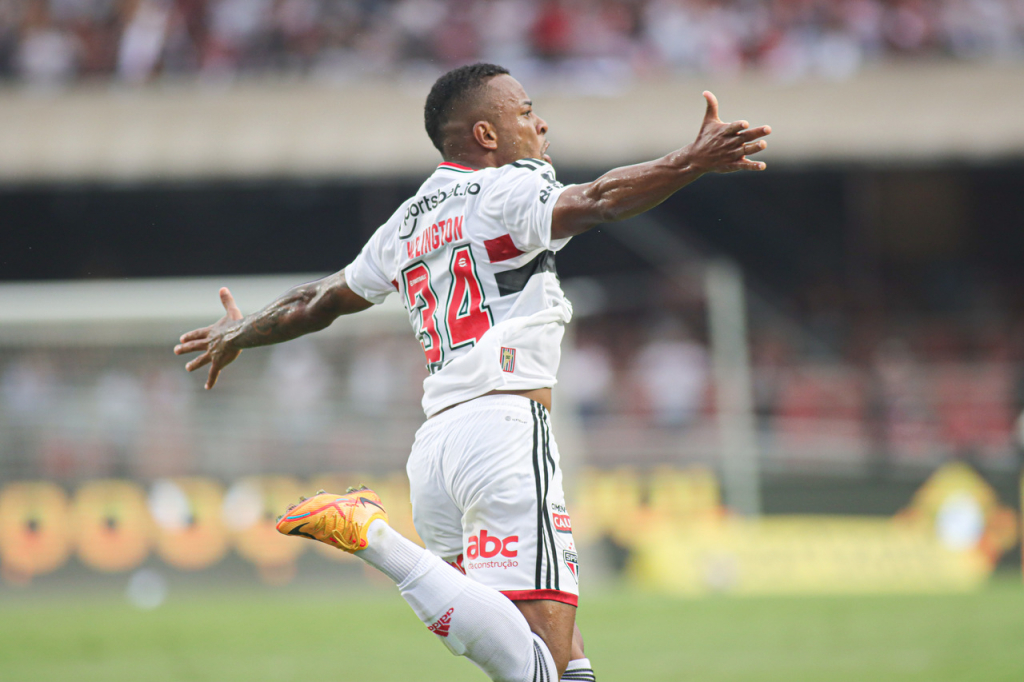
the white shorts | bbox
[407,395,579,606]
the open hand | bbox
[689,91,771,174]
[173,287,244,390]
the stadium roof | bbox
[0,64,1020,182]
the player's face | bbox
[486,75,551,166]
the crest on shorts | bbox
[563,550,578,583]
[500,347,516,373]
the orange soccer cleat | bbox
[275,486,389,553]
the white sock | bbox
[561,658,596,682]
[359,518,424,583]
[359,520,558,682]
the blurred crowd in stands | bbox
[567,311,1024,468]
[3,309,1021,483]
[0,0,1022,88]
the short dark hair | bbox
[424,63,510,154]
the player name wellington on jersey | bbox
[405,215,464,259]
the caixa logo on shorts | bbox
[549,503,572,534]
[552,513,572,534]
[466,530,518,559]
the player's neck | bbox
[443,143,517,169]
[442,154,495,171]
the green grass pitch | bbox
[1,580,1022,682]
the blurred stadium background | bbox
[1,1,1023,680]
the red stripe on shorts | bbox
[500,589,578,607]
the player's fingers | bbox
[206,364,223,390]
[186,351,212,372]
[703,91,720,122]
[174,339,209,355]
[726,159,768,172]
[220,287,243,320]
[742,140,767,156]
[178,327,210,343]
[724,119,750,135]
[738,125,771,141]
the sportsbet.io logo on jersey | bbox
[400,182,481,237]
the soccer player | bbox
[174,63,769,682]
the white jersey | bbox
[345,159,574,417]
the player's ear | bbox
[472,121,498,151]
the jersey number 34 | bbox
[402,245,493,373]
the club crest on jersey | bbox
[500,347,516,373]
[563,550,579,583]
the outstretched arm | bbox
[551,91,770,239]
[173,269,372,389]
